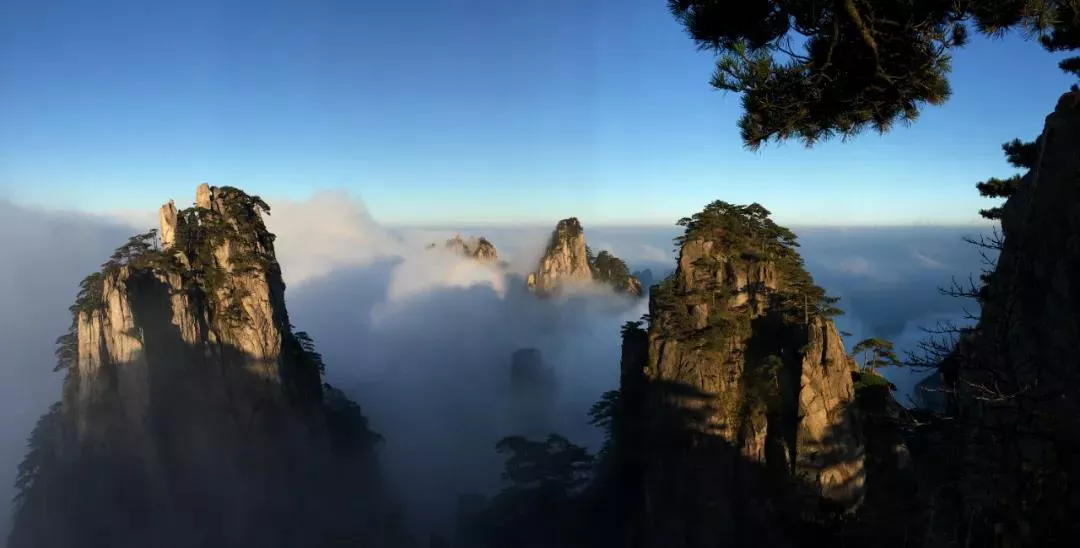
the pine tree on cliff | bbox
[851,337,901,371]
[669,0,1080,149]
[669,2,1080,545]
[9,185,399,548]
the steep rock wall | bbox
[9,185,400,548]
[623,202,865,548]
[527,217,642,297]
[527,218,593,293]
[941,88,1080,545]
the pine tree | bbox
[851,337,901,371]
[669,0,1080,149]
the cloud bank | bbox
[0,191,994,538]
[0,200,139,539]
[273,200,647,532]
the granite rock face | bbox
[618,203,865,547]
[527,218,593,294]
[9,184,401,548]
[445,235,499,263]
[939,88,1080,545]
[527,217,642,297]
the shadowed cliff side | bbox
[623,201,866,547]
[928,88,1080,546]
[8,184,410,548]
[453,320,877,548]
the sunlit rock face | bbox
[527,218,593,295]
[8,184,398,548]
[527,217,641,297]
[618,201,865,548]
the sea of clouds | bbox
[0,190,991,536]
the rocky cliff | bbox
[445,235,499,263]
[618,201,865,547]
[8,184,407,548]
[935,88,1080,545]
[527,217,641,296]
[527,218,593,293]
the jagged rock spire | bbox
[618,200,865,547]
[445,234,499,263]
[527,217,594,294]
[7,183,396,548]
[159,199,177,248]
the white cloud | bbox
[0,191,989,539]
[0,199,137,539]
[266,190,395,285]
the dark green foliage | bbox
[661,200,842,343]
[976,175,1022,200]
[974,137,1035,219]
[496,434,594,492]
[1002,138,1039,169]
[70,272,106,314]
[852,337,902,370]
[745,354,784,407]
[588,390,620,462]
[589,250,635,291]
[53,331,77,372]
[295,331,326,375]
[59,272,111,372]
[620,319,646,337]
[168,186,279,323]
[853,369,896,398]
[12,402,63,507]
[675,200,797,255]
[323,384,383,456]
[669,0,1080,148]
[462,434,595,548]
[101,230,175,276]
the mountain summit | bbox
[444,234,499,263]
[9,184,404,548]
[527,217,642,297]
[614,201,865,546]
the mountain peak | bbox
[527,217,642,297]
[617,200,865,545]
[9,184,398,548]
[527,217,594,294]
[445,234,499,263]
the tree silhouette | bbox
[669,0,1080,148]
[852,337,901,371]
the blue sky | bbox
[0,0,1075,226]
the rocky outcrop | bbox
[158,199,177,248]
[937,88,1080,545]
[527,218,593,293]
[591,249,643,297]
[8,185,402,548]
[618,201,865,547]
[445,235,499,263]
[527,217,642,296]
